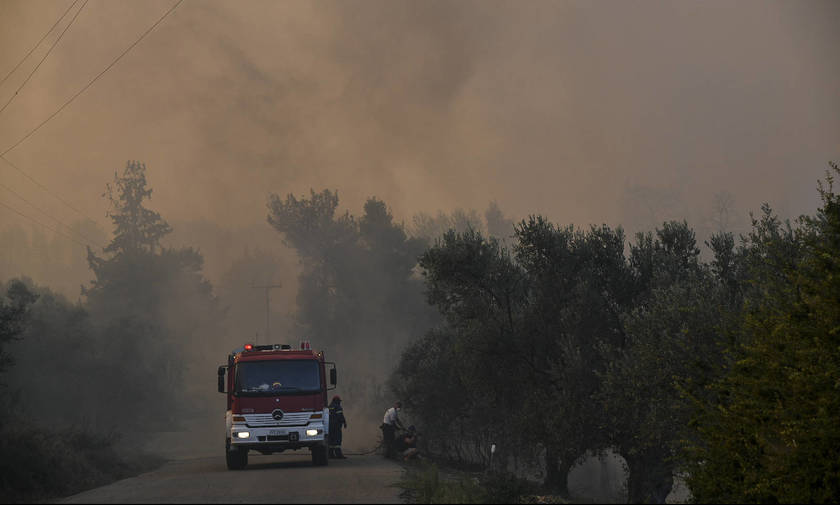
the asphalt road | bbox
[59,452,404,504]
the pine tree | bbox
[84,161,221,430]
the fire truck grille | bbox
[245,412,312,427]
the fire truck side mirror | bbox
[329,367,337,386]
[217,366,226,393]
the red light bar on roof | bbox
[300,341,311,350]
[244,344,253,351]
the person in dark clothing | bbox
[328,395,347,459]
[381,401,403,459]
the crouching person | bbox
[399,425,419,461]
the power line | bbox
[0,154,101,227]
[0,198,90,249]
[0,0,79,89]
[0,179,105,248]
[0,0,183,235]
[0,0,185,158]
[0,0,89,116]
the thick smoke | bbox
[0,0,837,236]
[0,0,838,472]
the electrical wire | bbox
[0,0,80,89]
[0,0,183,236]
[0,198,90,249]
[0,0,184,158]
[0,0,89,116]
[0,155,101,228]
[0,180,105,248]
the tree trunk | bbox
[544,446,572,497]
[624,452,673,504]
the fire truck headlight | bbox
[306,429,319,437]
[236,432,250,439]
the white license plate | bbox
[269,430,283,436]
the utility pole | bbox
[252,283,282,344]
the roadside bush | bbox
[398,462,487,504]
[0,422,154,503]
[482,471,537,504]
[398,462,539,504]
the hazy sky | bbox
[1,0,838,242]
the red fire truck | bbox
[217,341,337,470]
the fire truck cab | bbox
[217,341,337,470]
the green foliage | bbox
[400,183,840,503]
[267,191,429,361]
[481,471,538,504]
[411,208,485,243]
[397,462,487,504]
[267,189,435,426]
[0,423,157,504]
[0,278,159,503]
[390,328,472,457]
[684,163,840,503]
[83,161,223,430]
[600,270,726,502]
[514,219,633,492]
[395,219,636,495]
[102,161,172,256]
[0,280,38,429]
[0,280,37,379]
[397,227,529,466]
[597,221,731,502]
[267,189,356,260]
[398,463,537,504]
[2,150,835,505]
[2,280,107,423]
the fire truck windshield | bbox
[234,360,321,396]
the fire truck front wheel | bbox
[225,439,248,470]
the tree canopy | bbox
[393,162,840,503]
[83,161,222,430]
[685,164,840,503]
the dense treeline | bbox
[0,161,224,501]
[265,191,433,432]
[392,164,840,503]
[1,159,837,503]
[685,166,840,503]
[264,191,519,435]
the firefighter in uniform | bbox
[328,395,347,459]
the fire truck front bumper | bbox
[229,423,326,450]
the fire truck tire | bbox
[311,444,328,466]
[226,440,248,470]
